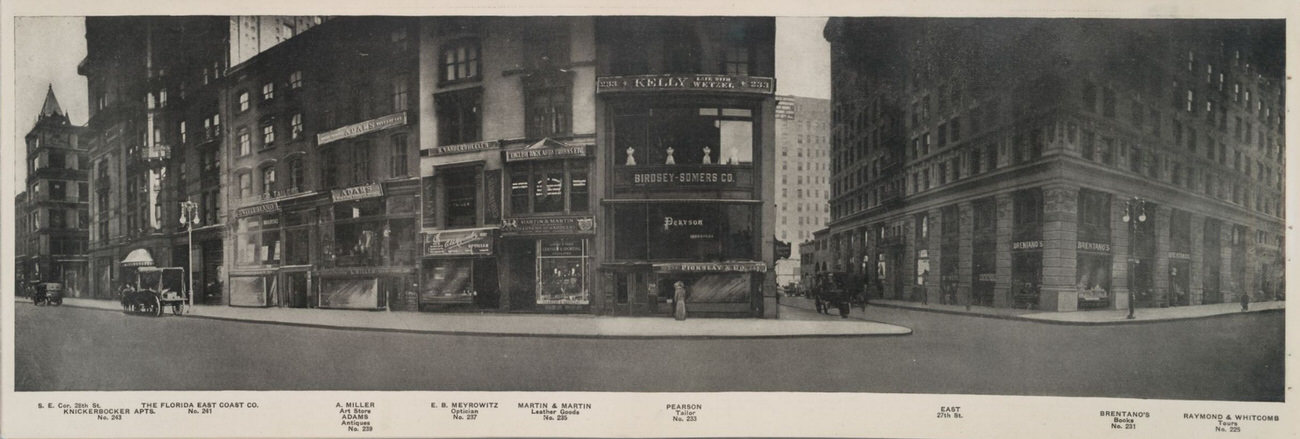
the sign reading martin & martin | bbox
[317,112,408,146]
[500,216,595,236]
[596,74,776,95]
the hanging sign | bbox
[317,112,407,146]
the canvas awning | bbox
[121,248,156,267]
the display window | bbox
[1076,253,1112,308]
[319,277,379,309]
[230,275,274,307]
[614,106,754,167]
[420,258,498,309]
[509,160,588,215]
[235,214,281,267]
[536,238,588,305]
[655,273,751,305]
[331,200,385,267]
[613,203,756,261]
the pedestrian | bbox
[673,281,688,321]
[1240,291,1250,312]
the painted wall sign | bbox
[332,183,384,202]
[596,74,776,95]
[235,202,280,218]
[1012,240,1044,250]
[652,262,767,273]
[427,140,499,156]
[1078,241,1112,252]
[501,216,596,236]
[1168,251,1191,260]
[316,112,407,146]
[422,229,494,257]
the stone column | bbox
[1152,205,1171,307]
[1242,225,1257,301]
[958,202,974,307]
[1220,223,1236,304]
[903,219,916,301]
[994,193,1013,308]
[927,208,943,304]
[1189,214,1205,305]
[1041,184,1079,311]
[1109,194,1130,311]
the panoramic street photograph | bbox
[10,15,1285,404]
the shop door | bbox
[609,269,650,316]
[889,251,904,300]
[506,240,537,311]
[473,259,500,309]
[283,271,310,308]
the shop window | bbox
[235,215,280,266]
[615,106,754,167]
[915,249,929,286]
[435,88,482,145]
[612,203,756,261]
[331,201,386,267]
[1076,254,1111,308]
[440,38,481,84]
[536,238,589,305]
[508,160,589,215]
[444,166,478,227]
[525,86,571,139]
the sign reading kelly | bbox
[596,74,775,95]
[317,112,407,146]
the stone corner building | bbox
[17,86,90,297]
[823,18,1284,311]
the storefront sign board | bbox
[235,202,280,218]
[501,216,596,236]
[422,229,494,257]
[1168,251,1191,260]
[317,112,407,146]
[427,140,499,156]
[332,183,384,202]
[596,74,775,95]
[1078,241,1111,252]
[505,145,589,162]
[1012,240,1043,250]
[653,262,767,273]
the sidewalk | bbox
[862,297,1285,325]
[25,297,912,339]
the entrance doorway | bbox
[283,271,311,308]
[506,240,537,311]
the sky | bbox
[9,16,830,189]
[12,16,89,190]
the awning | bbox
[121,248,155,267]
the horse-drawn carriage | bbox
[120,266,189,317]
[811,272,865,317]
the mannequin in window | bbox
[665,146,676,165]
[625,146,637,166]
[702,146,713,164]
[724,144,737,165]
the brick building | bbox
[774,95,830,288]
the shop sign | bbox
[978,273,996,282]
[653,262,767,273]
[596,74,775,95]
[235,202,280,218]
[1168,251,1191,260]
[422,229,494,257]
[540,238,585,257]
[1012,240,1043,250]
[505,141,590,162]
[317,112,407,146]
[1078,241,1111,252]
[427,140,499,156]
[317,266,414,276]
[501,216,596,236]
[332,183,384,202]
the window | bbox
[179,121,187,144]
[238,92,250,112]
[435,88,482,145]
[291,113,303,140]
[390,134,409,178]
[238,173,252,199]
[288,157,304,192]
[237,129,251,156]
[50,181,67,201]
[1103,88,1116,117]
[262,82,275,101]
[48,152,66,169]
[390,26,409,52]
[261,166,276,196]
[351,141,371,185]
[444,166,478,227]
[525,86,571,139]
[509,160,589,215]
[721,44,750,75]
[50,209,67,229]
[262,124,276,147]
[615,106,755,167]
[289,71,302,89]
[391,75,409,112]
[440,39,481,83]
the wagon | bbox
[120,267,189,317]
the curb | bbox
[18,300,914,340]
[864,301,1285,326]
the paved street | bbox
[14,301,1283,401]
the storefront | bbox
[500,217,595,312]
[419,227,498,310]
[971,198,998,307]
[1010,188,1043,309]
[1075,189,1112,309]
[1167,210,1191,306]
[318,182,419,310]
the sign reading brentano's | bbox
[596,74,775,95]
[332,183,383,202]
[317,112,407,146]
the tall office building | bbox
[774,95,830,287]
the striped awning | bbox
[121,248,155,267]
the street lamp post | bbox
[1122,197,1147,320]
[179,201,200,314]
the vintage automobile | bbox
[120,267,189,317]
[30,281,64,306]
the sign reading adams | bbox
[596,74,775,95]
[332,183,383,202]
[317,112,407,146]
